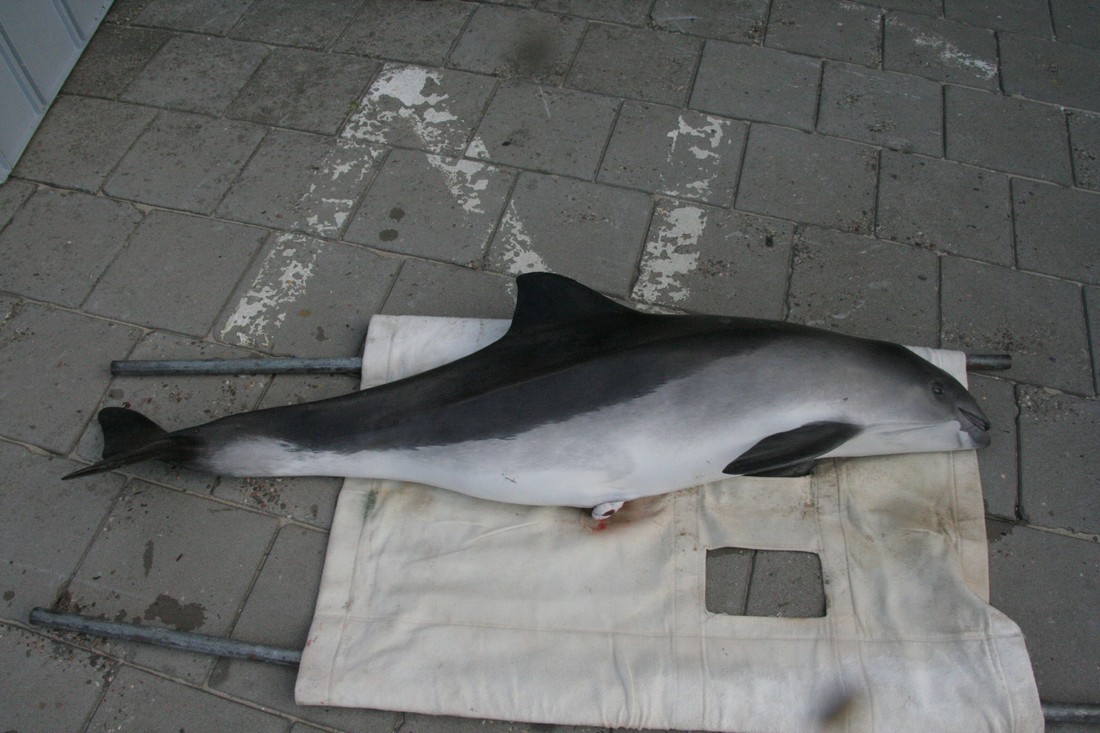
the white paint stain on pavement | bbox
[295,139,382,237]
[890,18,998,80]
[220,234,320,350]
[633,204,707,304]
[665,114,729,199]
[343,65,458,151]
[426,155,492,215]
[494,201,549,274]
[666,114,725,161]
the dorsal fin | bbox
[508,273,634,333]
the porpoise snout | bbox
[959,406,991,448]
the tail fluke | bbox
[63,407,197,480]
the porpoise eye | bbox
[932,382,944,396]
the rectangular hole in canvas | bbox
[705,548,826,618]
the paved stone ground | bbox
[1,1,1097,731]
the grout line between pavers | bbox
[626,193,662,298]
[330,62,385,143]
[95,101,162,196]
[590,97,624,183]
[474,165,523,271]
[681,35,707,110]
[934,253,944,350]
[781,224,803,322]
[208,125,275,221]
[558,18,591,89]
[812,59,826,131]
[216,518,285,673]
[730,120,752,211]
[331,143,394,245]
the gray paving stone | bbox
[216,233,401,356]
[944,85,1072,184]
[540,0,651,24]
[447,5,587,83]
[883,12,1000,89]
[485,173,651,297]
[787,226,939,343]
[817,63,943,155]
[342,63,497,156]
[598,102,746,206]
[334,0,475,66]
[766,0,883,67]
[745,551,825,618]
[1088,286,1100,394]
[468,81,619,179]
[0,189,142,307]
[104,0,153,25]
[633,199,794,319]
[63,24,173,98]
[66,481,278,681]
[74,332,272,492]
[0,179,33,231]
[210,524,403,731]
[13,96,156,192]
[1000,32,1100,113]
[0,626,116,733]
[877,150,1013,265]
[218,129,385,236]
[0,305,140,453]
[381,259,517,319]
[120,34,269,115]
[230,0,361,49]
[875,0,941,14]
[651,0,770,43]
[88,665,288,732]
[84,210,266,336]
[134,0,252,34]
[691,41,821,131]
[987,522,1100,702]
[1017,386,1100,532]
[705,547,752,615]
[941,257,1093,394]
[1069,110,1100,190]
[211,658,401,733]
[0,442,124,621]
[566,23,701,106]
[346,149,515,266]
[968,375,1019,519]
[227,47,380,135]
[1050,0,1100,49]
[105,111,266,214]
[945,0,1052,36]
[236,525,326,647]
[1013,179,1100,285]
[737,125,879,235]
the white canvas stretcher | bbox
[296,315,1042,733]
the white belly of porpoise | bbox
[213,386,767,508]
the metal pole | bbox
[28,609,1100,722]
[108,354,1012,377]
[964,353,1012,371]
[1041,703,1100,723]
[28,608,301,666]
[110,357,362,377]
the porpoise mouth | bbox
[959,407,991,448]
[960,407,990,432]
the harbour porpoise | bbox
[65,273,990,518]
